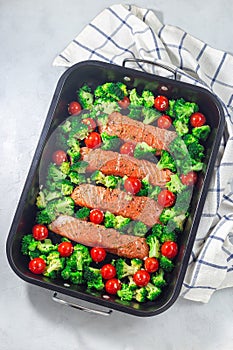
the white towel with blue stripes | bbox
[53,4,233,302]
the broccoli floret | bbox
[94,101,120,114]
[90,170,105,184]
[60,161,71,175]
[67,148,81,164]
[141,90,154,108]
[101,132,121,151]
[142,107,161,124]
[151,269,167,288]
[94,82,126,102]
[68,171,86,185]
[183,133,198,146]
[159,255,174,272]
[151,224,164,240]
[21,234,40,258]
[61,179,74,196]
[169,136,190,160]
[192,125,211,140]
[191,159,204,172]
[66,244,92,271]
[131,258,143,270]
[70,161,88,174]
[166,174,186,193]
[75,207,90,220]
[104,211,116,228]
[148,186,161,200]
[47,163,67,182]
[166,99,176,117]
[36,190,47,209]
[186,142,204,161]
[67,137,81,153]
[61,266,72,280]
[114,216,131,230]
[95,112,109,126]
[134,287,147,303]
[104,175,119,189]
[160,229,177,243]
[60,120,71,133]
[128,105,143,120]
[43,251,65,278]
[36,209,53,225]
[160,207,188,231]
[133,221,148,237]
[70,270,84,284]
[84,266,104,291]
[173,118,189,136]
[129,88,144,106]
[137,176,153,196]
[46,197,75,221]
[117,283,134,301]
[115,258,141,279]
[133,142,156,160]
[146,282,162,301]
[157,150,177,172]
[174,98,199,119]
[146,234,161,258]
[77,84,94,109]
[37,239,58,254]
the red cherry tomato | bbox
[154,95,169,111]
[32,224,49,241]
[118,96,130,109]
[84,132,101,149]
[144,257,159,273]
[82,118,97,132]
[68,101,82,115]
[157,115,172,129]
[90,209,104,224]
[181,171,198,186]
[29,257,46,274]
[52,150,67,165]
[58,241,74,257]
[124,177,142,195]
[161,241,178,259]
[105,278,121,295]
[133,270,150,287]
[120,142,135,157]
[90,247,106,263]
[101,264,116,280]
[157,189,176,208]
[190,112,206,127]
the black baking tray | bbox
[6,60,225,317]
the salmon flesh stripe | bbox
[98,111,177,153]
[71,184,162,227]
[81,148,171,187]
[49,215,149,260]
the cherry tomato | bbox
[157,115,172,129]
[154,95,169,111]
[52,150,67,165]
[157,189,176,208]
[105,278,121,295]
[181,171,198,186]
[68,101,82,115]
[144,257,159,273]
[58,241,74,257]
[90,209,104,224]
[118,96,130,109]
[161,241,178,259]
[101,264,116,280]
[82,118,97,132]
[190,112,206,127]
[32,224,48,241]
[133,270,150,287]
[120,142,135,157]
[90,247,106,263]
[124,177,142,195]
[29,257,46,274]
[84,132,101,149]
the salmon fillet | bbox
[49,215,149,260]
[81,148,171,187]
[98,112,177,153]
[71,184,162,227]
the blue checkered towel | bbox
[53,4,233,302]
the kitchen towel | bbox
[53,4,233,303]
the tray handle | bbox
[52,292,112,316]
[122,58,177,79]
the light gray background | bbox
[1,1,233,349]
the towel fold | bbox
[53,4,233,303]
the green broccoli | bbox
[159,255,174,272]
[146,234,161,258]
[70,161,88,174]
[75,207,90,220]
[68,171,86,185]
[83,266,104,291]
[137,177,153,197]
[151,269,167,288]
[104,175,119,189]
[43,251,65,278]
[66,243,92,271]
[145,282,162,301]
[60,120,71,134]
[47,163,67,183]
[169,136,190,162]
[90,170,106,184]
[70,270,84,284]
[37,239,58,254]
[101,132,121,151]
[166,99,176,117]
[159,207,188,231]
[151,224,164,240]
[68,116,89,141]
[36,209,53,225]
[192,125,211,140]
[128,105,143,120]
[44,197,75,223]
[166,174,186,193]
[104,211,116,228]
[67,148,81,164]
[160,229,177,243]
[148,186,161,200]
[133,142,156,160]
[173,98,199,119]
[94,82,126,102]
[115,258,141,279]
[129,88,144,106]
[175,188,192,213]
[94,101,120,114]
[133,221,148,237]
[142,107,161,124]
[114,215,131,230]
[134,287,147,303]
[21,234,40,258]
[67,137,81,153]
[173,117,189,136]
[77,84,94,109]
[60,161,71,175]
[117,283,134,301]
[141,90,155,108]
[36,190,47,209]
[157,150,177,172]
[186,142,205,161]
[60,179,74,196]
